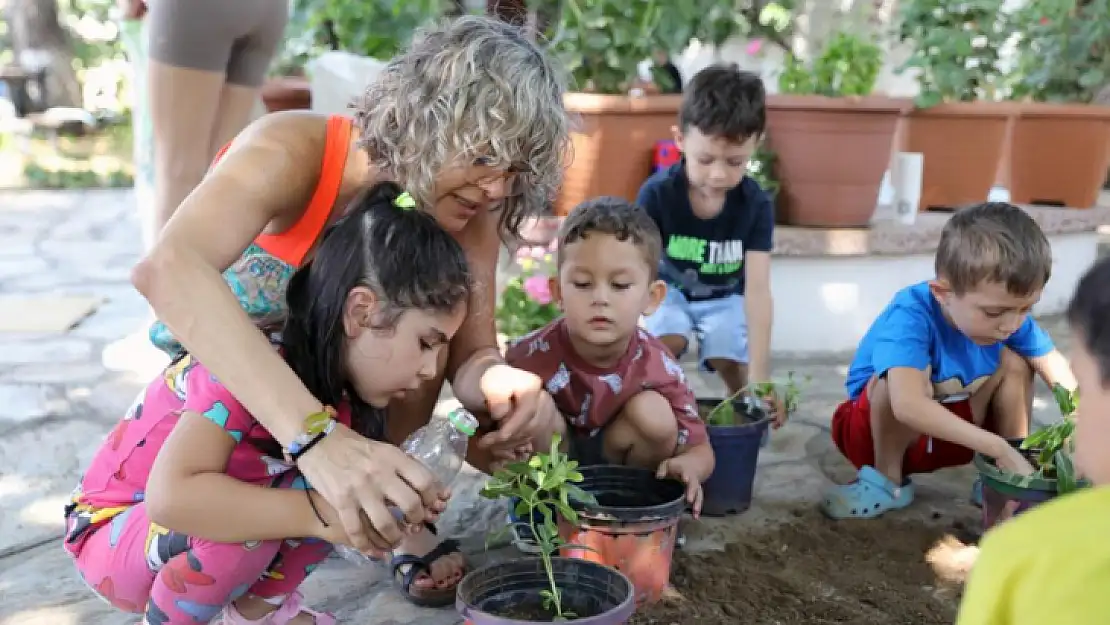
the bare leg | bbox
[707,359,747,396]
[602,390,679,469]
[658,335,687,360]
[867,377,926,486]
[983,347,1035,439]
[147,61,225,233]
[208,82,263,160]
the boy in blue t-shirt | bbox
[822,202,1078,519]
[638,65,782,423]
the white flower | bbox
[972,36,988,48]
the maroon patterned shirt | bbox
[505,319,708,447]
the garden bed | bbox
[629,508,973,624]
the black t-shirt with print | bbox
[636,162,774,301]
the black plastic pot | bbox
[697,397,771,516]
[456,557,635,624]
[561,465,685,604]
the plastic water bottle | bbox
[334,407,478,566]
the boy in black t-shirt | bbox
[638,65,783,425]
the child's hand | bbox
[656,456,705,518]
[997,446,1036,477]
[488,441,534,473]
[762,390,788,429]
[308,490,391,558]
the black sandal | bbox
[390,538,466,608]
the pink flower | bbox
[746,39,764,56]
[523,275,552,305]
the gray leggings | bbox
[147,0,289,87]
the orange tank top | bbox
[212,114,354,267]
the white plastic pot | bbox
[306,51,388,117]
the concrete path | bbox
[0,189,1080,624]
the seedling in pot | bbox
[479,433,597,621]
[704,372,806,427]
[1019,384,1080,494]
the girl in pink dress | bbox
[63,183,471,625]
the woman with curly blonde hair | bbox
[130,15,570,614]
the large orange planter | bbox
[260,76,311,113]
[902,102,1014,211]
[766,95,910,227]
[1006,103,1110,209]
[556,93,681,216]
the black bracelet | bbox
[290,432,325,463]
[306,488,328,527]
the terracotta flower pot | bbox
[556,93,681,216]
[1006,103,1110,209]
[902,102,1015,211]
[260,76,312,113]
[766,95,910,227]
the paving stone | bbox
[0,257,51,281]
[0,384,69,426]
[0,419,106,554]
[5,362,107,385]
[0,336,93,366]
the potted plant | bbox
[695,374,802,516]
[462,434,636,624]
[558,465,687,606]
[1003,0,1110,209]
[974,384,1087,531]
[768,31,910,227]
[894,0,1014,211]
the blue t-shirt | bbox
[845,282,1055,400]
[636,162,774,301]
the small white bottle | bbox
[334,408,478,566]
[400,407,479,487]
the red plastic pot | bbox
[558,465,686,606]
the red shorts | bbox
[831,387,975,475]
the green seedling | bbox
[480,433,597,620]
[704,372,807,427]
[1020,384,1080,493]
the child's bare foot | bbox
[228,592,334,624]
[392,526,466,590]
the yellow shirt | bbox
[957,486,1110,625]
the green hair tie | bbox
[394,191,416,211]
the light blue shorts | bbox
[642,288,748,370]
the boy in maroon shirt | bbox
[506,197,716,515]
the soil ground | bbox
[630,507,981,625]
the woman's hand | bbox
[296,423,450,553]
[477,364,562,450]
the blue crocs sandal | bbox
[821,466,915,519]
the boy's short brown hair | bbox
[679,64,766,142]
[935,202,1052,296]
[557,197,662,277]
